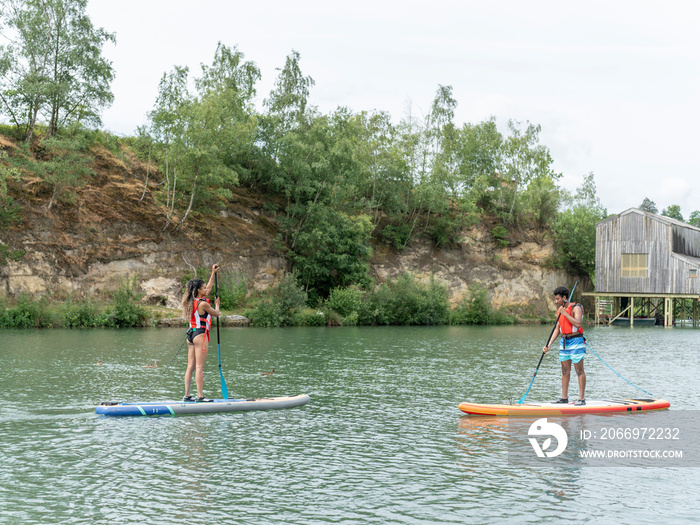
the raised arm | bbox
[203,264,219,296]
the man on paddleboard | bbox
[543,286,586,406]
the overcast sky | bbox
[86,0,700,217]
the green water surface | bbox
[0,325,697,524]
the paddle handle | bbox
[215,270,221,346]
[214,267,228,399]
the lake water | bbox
[1,325,698,524]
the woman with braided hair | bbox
[181,264,220,402]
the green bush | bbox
[103,277,148,328]
[0,294,55,328]
[359,273,449,325]
[491,225,509,247]
[63,297,102,328]
[327,285,364,318]
[0,123,24,140]
[380,222,413,250]
[450,285,513,325]
[293,309,327,326]
[245,273,308,327]
[0,243,25,266]
[245,299,282,327]
[0,197,22,228]
[87,129,123,154]
[341,311,358,326]
[216,269,248,310]
[321,307,343,326]
[181,268,248,310]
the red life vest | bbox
[189,298,211,341]
[558,302,583,335]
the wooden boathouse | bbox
[585,208,700,327]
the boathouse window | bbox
[621,253,648,278]
[691,269,698,279]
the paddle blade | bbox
[220,371,229,399]
[217,342,228,399]
[517,373,537,404]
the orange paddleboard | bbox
[458,398,670,416]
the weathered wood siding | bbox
[596,209,700,294]
[673,225,700,257]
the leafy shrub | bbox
[34,132,95,209]
[380,222,413,250]
[293,310,327,326]
[275,273,308,322]
[216,269,248,310]
[450,285,513,325]
[245,273,308,327]
[491,225,509,247]
[427,202,479,248]
[63,297,102,328]
[0,243,25,266]
[0,294,55,328]
[340,311,358,326]
[0,123,23,140]
[322,307,343,326]
[287,208,373,298]
[0,197,22,228]
[245,299,282,328]
[87,129,123,155]
[103,277,148,328]
[359,273,449,325]
[327,285,364,318]
[0,150,22,227]
[181,267,248,310]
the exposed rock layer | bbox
[0,144,587,316]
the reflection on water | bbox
[0,325,698,524]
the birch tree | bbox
[0,0,115,142]
[148,43,260,231]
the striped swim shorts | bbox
[559,336,586,363]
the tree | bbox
[452,118,502,199]
[426,84,458,185]
[149,65,190,227]
[521,173,560,229]
[252,50,315,186]
[553,173,606,279]
[355,110,411,221]
[689,211,700,228]
[639,197,658,214]
[497,120,556,223]
[287,207,373,298]
[0,0,115,142]
[148,43,260,230]
[263,50,315,135]
[661,204,683,222]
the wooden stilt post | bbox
[630,297,634,327]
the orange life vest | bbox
[558,302,583,335]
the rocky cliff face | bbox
[0,142,584,316]
[371,223,579,317]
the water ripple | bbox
[0,326,698,524]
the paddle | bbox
[214,268,229,399]
[517,280,578,404]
